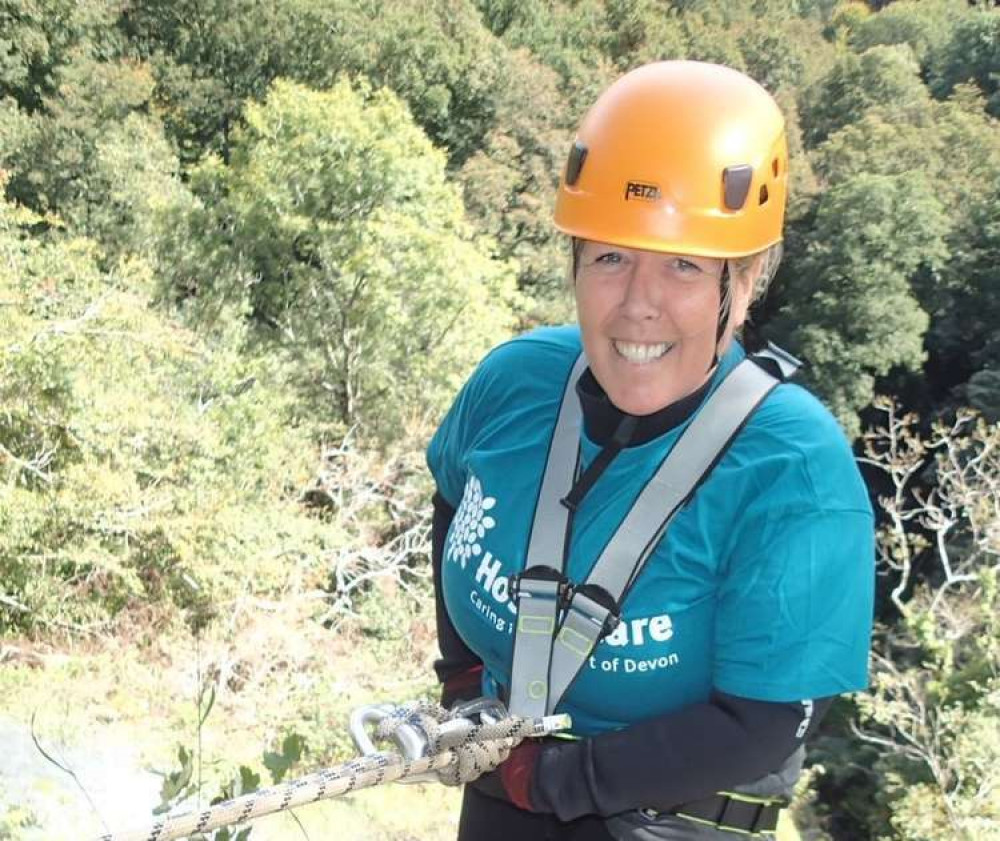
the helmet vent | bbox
[759,185,769,205]
[772,158,780,177]
[723,165,753,211]
[565,141,588,187]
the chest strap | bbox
[508,344,800,717]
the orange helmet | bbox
[554,61,787,259]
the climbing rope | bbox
[90,699,570,841]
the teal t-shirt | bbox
[427,325,874,736]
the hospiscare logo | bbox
[447,474,681,678]
[447,474,497,568]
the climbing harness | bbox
[502,343,802,838]
[89,699,570,841]
[509,343,801,718]
[670,789,789,836]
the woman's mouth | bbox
[612,340,674,364]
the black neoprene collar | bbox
[575,368,713,448]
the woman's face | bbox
[574,240,753,416]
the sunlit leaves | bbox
[160,78,517,441]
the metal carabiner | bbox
[348,704,428,760]
[450,696,508,726]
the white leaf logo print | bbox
[447,475,497,568]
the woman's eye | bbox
[595,252,623,265]
[672,258,701,273]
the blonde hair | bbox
[730,242,783,305]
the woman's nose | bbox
[618,263,661,321]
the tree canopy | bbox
[2,2,999,837]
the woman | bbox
[427,61,874,840]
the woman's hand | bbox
[498,740,543,811]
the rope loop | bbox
[372,699,530,785]
[91,700,570,841]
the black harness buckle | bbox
[569,582,622,638]
[673,792,787,837]
[509,566,571,605]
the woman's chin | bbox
[606,387,681,417]
[602,365,714,416]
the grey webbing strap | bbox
[508,353,588,717]
[523,353,589,566]
[545,358,788,713]
[587,360,779,598]
[754,341,802,381]
[554,588,614,665]
[509,575,564,711]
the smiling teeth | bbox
[613,341,673,363]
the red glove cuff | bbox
[499,740,542,811]
[441,664,483,708]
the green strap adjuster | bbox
[671,790,787,837]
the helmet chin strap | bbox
[709,261,732,371]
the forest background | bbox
[1,0,998,838]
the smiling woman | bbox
[573,241,751,415]
[426,60,874,841]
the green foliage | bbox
[851,408,1000,839]
[737,27,807,93]
[72,113,186,262]
[773,173,946,436]
[160,78,516,442]
[263,733,306,784]
[824,1,873,43]
[677,9,747,70]
[678,1,835,96]
[454,48,573,307]
[0,188,328,633]
[474,0,615,99]
[809,85,1000,416]
[918,164,1000,395]
[0,48,185,267]
[3,3,1000,838]
[0,0,119,111]
[860,589,1000,839]
[802,405,1000,840]
[3,52,156,211]
[126,0,519,169]
[0,795,39,840]
[150,624,308,841]
[119,0,299,164]
[802,43,930,146]
[156,743,196,812]
[0,197,95,488]
[313,0,503,167]
[927,7,1000,118]
[814,110,940,183]
[601,0,687,69]
[849,0,966,64]
[285,0,589,301]
[155,726,306,840]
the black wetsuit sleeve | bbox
[432,492,482,689]
[530,692,833,821]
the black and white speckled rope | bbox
[90,701,570,841]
